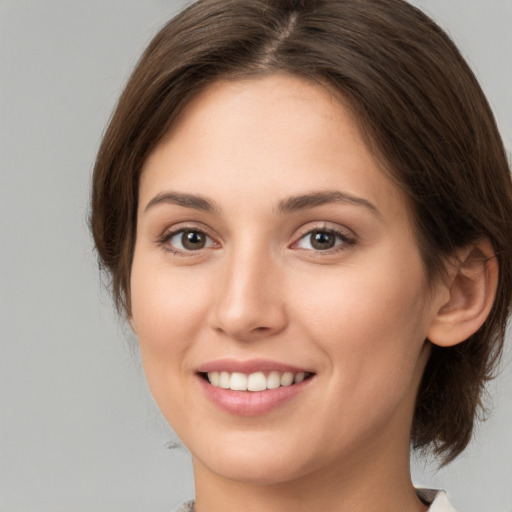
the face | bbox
[131,74,441,486]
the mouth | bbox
[197,370,315,415]
[196,359,316,415]
[199,370,315,392]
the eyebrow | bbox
[144,192,219,214]
[143,189,381,219]
[276,191,382,218]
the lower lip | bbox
[197,375,313,416]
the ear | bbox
[427,239,498,347]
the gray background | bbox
[0,1,510,511]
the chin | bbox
[191,432,317,486]
[211,458,312,486]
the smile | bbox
[196,360,315,415]
[204,371,312,391]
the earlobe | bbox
[427,239,498,347]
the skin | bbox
[130,74,453,512]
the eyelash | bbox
[157,225,356,256]
[158,227,218,256]
[292,226,356,253]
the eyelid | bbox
[157,222,221,255]
[290,222,356,252]
[155,221,356,256]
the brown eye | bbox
[167,229,214,251]
[295,228,354,252]
[182,230,206,250]
[310,231,336,250]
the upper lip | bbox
[196,358,313,375]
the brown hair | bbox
[90,0,512,464]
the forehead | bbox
[139,73,410,224]
[157,74,368,169]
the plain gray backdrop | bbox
[0,1,511,511]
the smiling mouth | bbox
[199,371,315,392]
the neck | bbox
[192,431,427,512]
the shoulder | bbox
[417,489,457,512]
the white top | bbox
[173,489,456,511]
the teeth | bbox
[206,370,310,391]
[267,371,281,389]
[294,372,305,383]
[230,372,247,391]
[280,372,294,386]
[247,372,267,392]
[219,371,230,389]
[209,371,220,386]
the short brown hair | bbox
[90,0,512,464]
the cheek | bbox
[298,260,427,338]
[294,248,430,398]
[129,253,212,407]
[131,258,208,349]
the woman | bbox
[90,0,512,510]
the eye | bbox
[295,228,354,251]
[165,229,216,252]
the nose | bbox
[209,248,288,341]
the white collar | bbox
[417,489,457,511]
